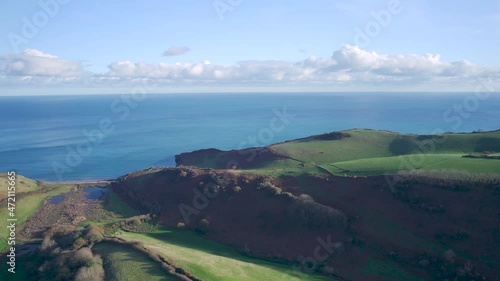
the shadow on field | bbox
[474,138,500,152]
[94,242,175,281]
[388,136,417,155]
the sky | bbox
[0,0,499,95]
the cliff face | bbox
[175,147,286,169]
[113,167,500,280]
[112,168,348,261]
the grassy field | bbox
[93,242,177,281]
[177,129,500,179]
[271,130,396,164]
[0,173,40,200]
[319,154,500,176]
[105,189,141,218]
[240,129,500,177]
[0,181,74,252]
[119,228,332,281]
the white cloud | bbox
[22,49,58,58]
[328,45,445,76]
[1,46,498,92]
[163,46,190,56]
[0,49,85,77]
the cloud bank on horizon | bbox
[1,45,498,93]
[1,0,499,94]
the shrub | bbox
[232,185,242,193]
[103,222,121,235]
[84,225,105,244]
[395,169,500,191]
[72,247,94,267]
[287,194,346,229]
[257,179,283,195]
[120,215,157,232]
[40,236,56,254]
[74,256,104,281]
[188,170,198,177]
[73,237,88,250]
[267,185,282,195]
[131,218,142,226]
[197,219,210,234]
[45,224,77,238]
[442,249,456,263]
[203,182,221,195]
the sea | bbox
[1,92,499,182]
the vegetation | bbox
[196,218,210,234]
[0,179,73,251]
[360,258,424,281]
[287,194,346,229]
[93,242,176,281]
[181,129,500,178]
[118,215,158,233]
[2,129,499,280]
[119,228,332,281]
[232,185,242,193]
[257,177,283,195]
[0,173,40,200]
[105,190,141,218]
[37,225,105,281]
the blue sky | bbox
[0,0,499,94]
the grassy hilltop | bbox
[176,129,500,178]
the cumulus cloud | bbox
[163,46,190,56]
[0,49,85,77]
[1,46,498,91]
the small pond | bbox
[84,186,108,199]
[49,194,65,204]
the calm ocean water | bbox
[1,93,499,181]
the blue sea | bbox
[1,93,499,181]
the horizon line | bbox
[2,90,500,97]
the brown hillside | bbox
[112,167,500,281]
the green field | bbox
[0,178,74,252]
[0,173,40,200]
[119,228,332,281]
[177,129,500,179]
[105,189,141,218]
[319,154,500,176]
[94,242,177,281]
[271,130,397,164]
[239,129,500,177]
